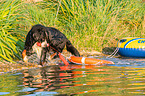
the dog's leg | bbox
[22,49,28,62]
[40,47,47,66]
[66,40,80,56]
[48,53,57,60]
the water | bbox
[1,57,145,96]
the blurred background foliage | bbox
[0,0,144,62]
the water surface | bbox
[1,56,145,96]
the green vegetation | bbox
[0,0,24,62]
[0,0,144,62]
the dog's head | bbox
[22,24,49,63]
[31,24,48,42]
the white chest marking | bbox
[32,40,48,58]
[32,43,42,59]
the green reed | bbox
[58,0,145,51]
[0,0,24,62]
[0,0,59,62]
[0,0,144,62]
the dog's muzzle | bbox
[22,49,28,62]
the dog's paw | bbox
[22,49,28,63]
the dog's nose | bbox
[22,49,28,62]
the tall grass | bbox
[0,0,144,62]
[0,0,24,62]
[21,2,57,26]
[0,0,59,62]
[58,0,145,51]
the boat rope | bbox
[107,47,119,58]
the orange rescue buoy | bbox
[68,56,114,65]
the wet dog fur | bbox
[22,24,80,65]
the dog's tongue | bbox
[37,42,41,46]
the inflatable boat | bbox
[117,37,145,57]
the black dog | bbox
[22,24,80,65]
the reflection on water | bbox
[1,57,145,95]
[23,65,73,92]
[22,65,112,95]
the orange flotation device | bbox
[68,56,114,65]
